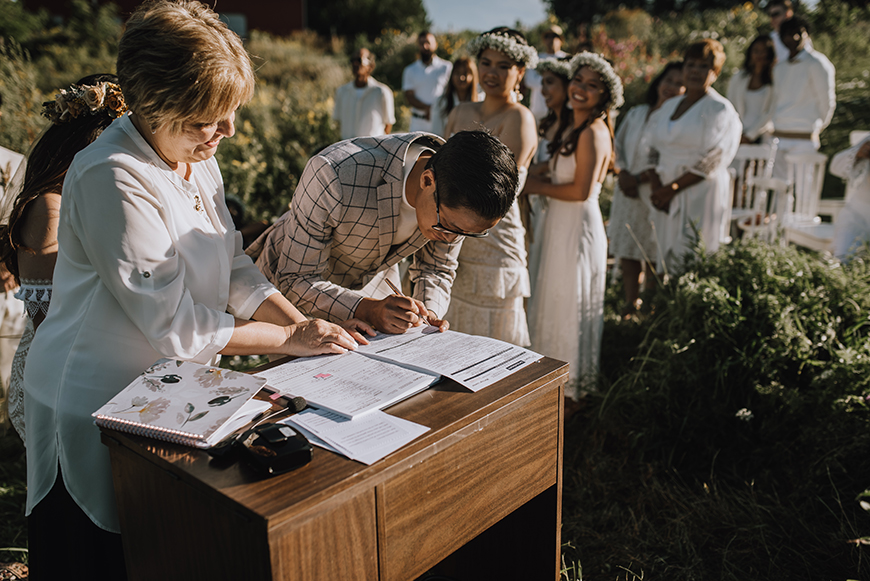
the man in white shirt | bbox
[524,24,569,121]
[770,16,836,180]
[402,32,452,133]
[333,48,396,140]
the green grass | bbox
[0,432,27,566]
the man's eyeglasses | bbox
[432,186,489,238]
[768,9,784,18]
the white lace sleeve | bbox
[14,278,52,319]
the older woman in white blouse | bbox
[644,39,742,269]
[22,2,369,578]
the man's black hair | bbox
[425,130,518,221]
[780,15,810,37]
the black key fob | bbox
[238,422,312,476]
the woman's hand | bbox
[617,171,639,198]
[523,173,551,194]
[340,318,376,345]
[528,161,549,177]
[284,319,361,356]
[857,141,870,161]
[650,184,677,213]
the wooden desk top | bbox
[102,357,567,529]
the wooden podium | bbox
[101,357,567,581]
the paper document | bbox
[255,351,439,419]
[355,326,542,392]
[283,408,429,465]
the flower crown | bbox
[42,81,127,125]
[536,56,573,79]
[467,31,539,69]
[569,52,625,109]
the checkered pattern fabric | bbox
[249,133,461,322]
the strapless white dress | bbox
[527,151,607,398]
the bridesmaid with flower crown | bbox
[444,27,538,346]
[524,52,624,404]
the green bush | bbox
[568,240,870,579]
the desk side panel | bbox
[377,383,561,581]
[269,488,378,581]
[105,435,271,581]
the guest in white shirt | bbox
[770,16,835,180]
[333,48,396,140]
[726,35,775,145]
[523,23,569,121]
[402,31,452,132]
[22,2,370,578]
[831,135,870,260]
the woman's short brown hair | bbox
[117,0,255,133]
[683,38,727,76]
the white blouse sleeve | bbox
[227,228,280,320]
[63,159,236,361]
[688,99,742,178]
[614,105,643,172]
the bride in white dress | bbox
[524,53,624,401]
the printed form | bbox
[255,352,438,419]
[355,326,542,392]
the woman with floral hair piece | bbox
[22,2,371,578]
[524,51,623,406]
[644,39,742,269]
[526,55,572,287]
[443,27,538,346]
[0,73,127,443]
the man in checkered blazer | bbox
[249,131,517,334]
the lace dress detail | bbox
[8,278,52,442]
[444,168,531,346]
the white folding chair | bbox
[729,142,777,232]
[782,151,831,251]
[736,176,789,243]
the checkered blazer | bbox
[249,132,462,323]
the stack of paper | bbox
[282,407,429,465]
[256,327,542,465]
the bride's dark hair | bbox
[0,73,119,281]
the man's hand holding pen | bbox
[354,280,450,334]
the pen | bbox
[383,278,434,326]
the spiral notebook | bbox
[92,359,268,449]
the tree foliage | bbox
[546,0,759,28]
[307,0,430,40]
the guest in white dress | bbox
[526,56,573,288]
[726,35,775,145]
[610,61,684,315]
[524,52,624,402]
[21,3,369,578]
[444,27,538,345]
[430,57,480,138]
[831,135,870,260]
[645,39,742,270]
[0,74,125,445]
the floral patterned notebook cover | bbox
[92,358,267,448]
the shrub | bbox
[569,240,870,579]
